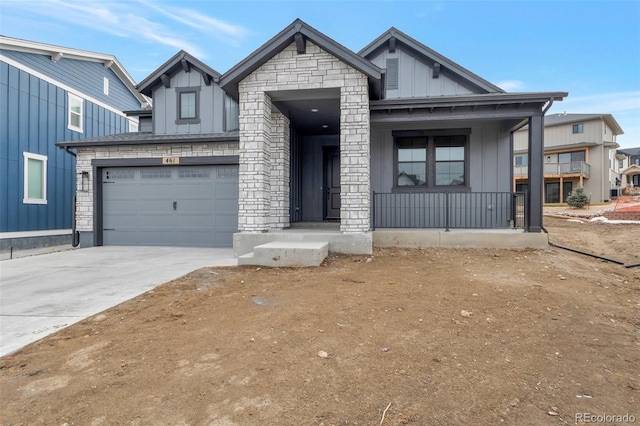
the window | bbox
[397,137,427,186]
[515,155,528,166]
[175,87,200,124]
[435,136,466,186]
[394,129,469,190]
[68,93,83,132]
[103,77,109,95]
[572,123,584,134]
[558,150,585,163]
[618,159,624,169]
[23,152,47,204]
[128,119,139,133]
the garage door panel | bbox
[103,165,238,247]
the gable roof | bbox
[359,27,504,94]
[220,19,384,100]
[137,50,222,97]
[0,35,149,107]
[544,113,624,135]
[618,147,640,157]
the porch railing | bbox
[372,191,526,230]
[514,161,590,178]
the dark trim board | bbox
[92,156,239,246]
[92,155,239,167]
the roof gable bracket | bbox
[294,32,306,54]
[433,62,440,79]
[160,74,171,88]
[181,59,190,73]
[51,51,63,62]
[201,72,212,86]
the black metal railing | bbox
[372,191,526,230]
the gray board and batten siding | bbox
[368,45,477,99]
[150,67,239,135]
[101,165,239,247]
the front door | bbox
[324,148,340,220]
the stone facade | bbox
[74,142,239,232]
[270,112,291,230]
[238,41,371,233]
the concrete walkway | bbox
[0,246,237,356]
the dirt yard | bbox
[1,217,639,425]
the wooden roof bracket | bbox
[295,33,306,54]
[160,74,170,88]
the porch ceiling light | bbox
[311,108,319,113]
[322,124,329,128]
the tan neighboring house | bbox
[615,147,640,195]
[513,113,623,203]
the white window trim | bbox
[23,152,47,205]
[68,93,84,133]
[128,118,139,132]
[103,77,110,95]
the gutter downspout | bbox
[61,145,81,247]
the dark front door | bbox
[324,148,341,220]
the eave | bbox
[0,35,149,108]
[56,131,239,149]
[359,27,504,94]
[370,92,567,111]
[220,18,383,100]
[136,50,222,98]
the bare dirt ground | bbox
[1,217,639,425]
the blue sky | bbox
[1,0,639,148]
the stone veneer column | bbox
[236,41,372,234]
[340,81,371,233]
[270,112,291,229]
[238,89,272,232]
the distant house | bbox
[513,113,623,203]
[58,19,566,256]
[616,147,640,193]
[0,36,148,249]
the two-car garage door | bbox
[102,165,238,247]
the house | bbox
[57,19,566,261]
[0,36,148,250]
[616,147,640,194]
[513,113,623,203]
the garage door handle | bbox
[173,201,177,210]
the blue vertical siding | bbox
[0,61,133,232]
[0,49,141,111]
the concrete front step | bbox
[237,241,329,267]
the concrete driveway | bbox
[0,246,236,356]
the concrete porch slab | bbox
[233,230,372,256]
[373,229,548,249]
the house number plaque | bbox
[162,156,180,165]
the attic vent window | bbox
[386,58,399,91]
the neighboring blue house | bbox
[0,36,148,249]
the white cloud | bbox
[135,0,250,46]
[1,0,248,57]
[496,80,525,91]
[552,91,640,115]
